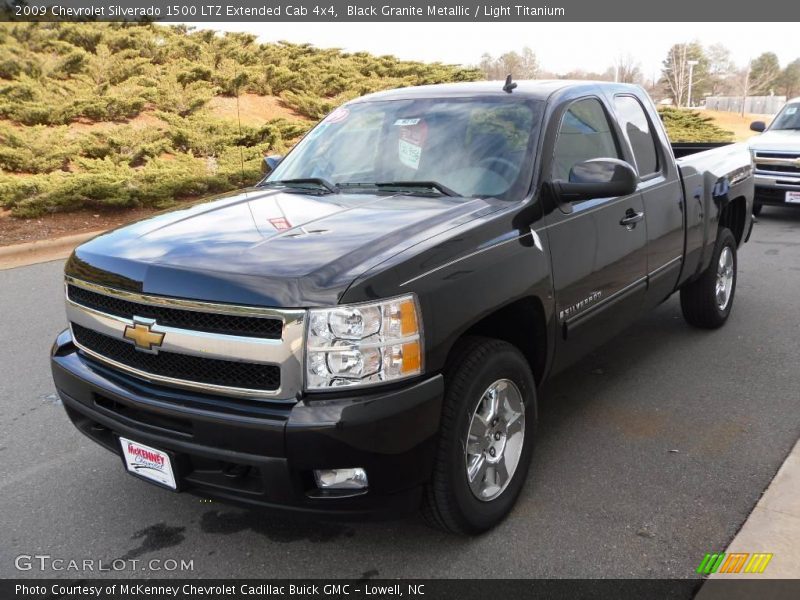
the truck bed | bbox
[674,141,754,285]
[671,142,735,159]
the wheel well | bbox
[457,297,547,385]
[719,196,747,246]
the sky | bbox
[197,22,798,81]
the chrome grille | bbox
[754,151,800,179]
[67,284,282,339]
[72,324,281,392]
[65,277,305,400]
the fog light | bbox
[314,468,368,490]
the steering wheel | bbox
[477,157,519,181]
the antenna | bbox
[234,63,246,186]
[503,74,517,93]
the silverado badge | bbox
[123,318,165,353]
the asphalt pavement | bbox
[1,208,799,580]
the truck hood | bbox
[67,187,498,307]
[749,129,800,152]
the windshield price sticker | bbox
[398,120,428,170]
[399,139,422,170]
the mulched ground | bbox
[0,205,184,247]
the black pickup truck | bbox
[51,81,754,534]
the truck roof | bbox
[352,80,644,103]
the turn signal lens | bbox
[400,300,419,336]
[401,341,421,374]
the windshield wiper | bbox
[338,181,458,197]
[260,178,338,194]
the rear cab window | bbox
[613,95,660,177]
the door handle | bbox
[620,209,644,229]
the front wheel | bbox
[680,227,738,329]
[423,337,537,534]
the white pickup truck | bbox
[749,97,800,215]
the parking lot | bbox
[1,208,799,579]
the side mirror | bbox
[750,121,766,133]
[262,155,283,175]
[551,158,638,205]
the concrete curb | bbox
[0,230,105,270]
[697,438,800,594]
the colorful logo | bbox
[697,552,773,574]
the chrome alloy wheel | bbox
[465,379,525,502]
[715,246,734,310]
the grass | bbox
[697,109,774,142]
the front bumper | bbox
[754,174,800,205]
[51,329,444,518]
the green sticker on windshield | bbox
[398,121,427,170]
[399,139,422,170]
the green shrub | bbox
[77,125,171,166]
[279,91,338,120]
[73,94,146,122]
[0,21,481,217]
[0,123,75,173]
[658,107,735,143]
[2,154,240,217]
[57,26,103,53]
[53,50,89,78]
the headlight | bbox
[305,294,423,390]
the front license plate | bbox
[786,191,800,203]
[119,437,177,490]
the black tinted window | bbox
[552,98,620,180]
[614,95,659,176]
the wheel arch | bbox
[446,296,548,386]
[719,195,748,247]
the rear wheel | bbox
[680,227,738,329]
[423,337,537,534]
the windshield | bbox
[770,102,800,130]
[265,96,543,200]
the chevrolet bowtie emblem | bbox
[123,318,165,352]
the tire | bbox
[680,227,738,329]
[423,337,537,534]
[752,201,763,217]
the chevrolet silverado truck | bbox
[749,97,800,215]
[51,81,754,534]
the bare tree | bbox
[613,53,642,84]
[478,47,539,80]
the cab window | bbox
[613,95,659,176]
[551,98,620,181]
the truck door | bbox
[543,97,649,371]
[612,94,685,305]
